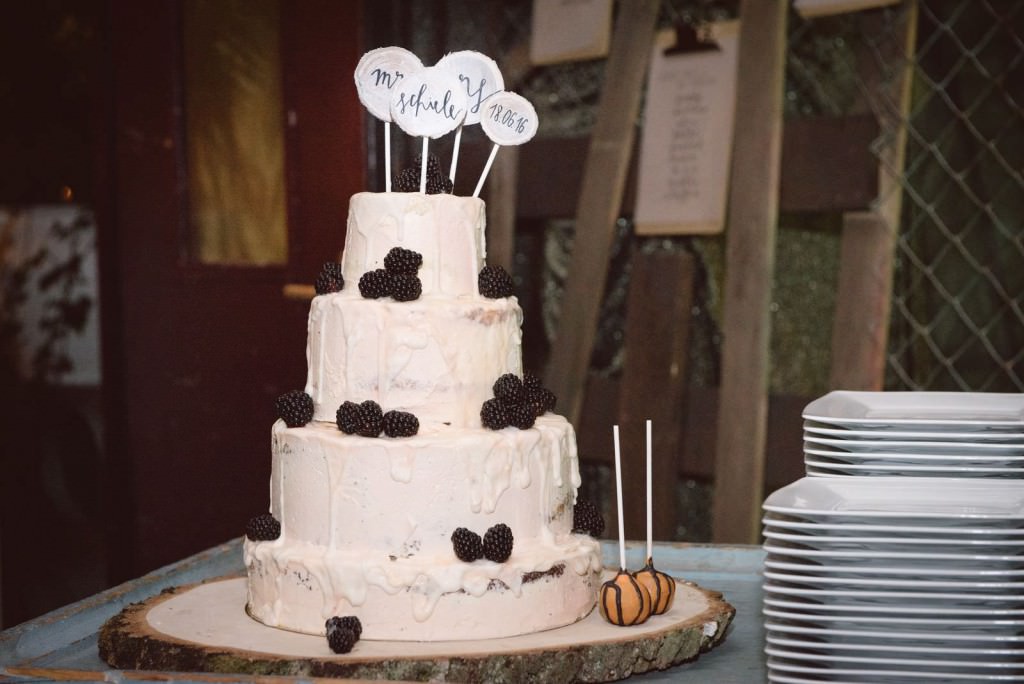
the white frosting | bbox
[248,191,602,642]
[341,192,486,297]
[245,417,602,640]
[304,293,523,427]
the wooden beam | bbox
[484,145,519,273]
[543,0,661,426]
[710,0,788,544]
[617,251,694,543]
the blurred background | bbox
[1,0,1020,629]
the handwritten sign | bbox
[435,51,505,125]
[354,46,423,122]
[389,66,468,139]
[481,91,538,146]
[634,22,740,235]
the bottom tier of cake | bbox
[245,537,602,640]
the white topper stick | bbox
[354,47,422,192]
[476,90,539,198]
[436,51,505,184]
[613,424,626,571]
[646,419,653,561]
[419,138,429,194]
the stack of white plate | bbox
[763,391,1024,682]
[802,391,1024,478]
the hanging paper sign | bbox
[435,50,505,125]
[354,46,423,122]
[389,66,468,139]
[634,21,740,235]
[481,91,538,146]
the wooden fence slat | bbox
[617,251,695,543]
[710,0,788,544]
[543,0,661,426]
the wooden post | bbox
[484,146,519,273]
[544,0,660,426]
[618,251,695,543]
[830,2,918,390]
[711,0,788,543]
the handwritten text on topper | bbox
[435,50,505,125]
[389,66,468,139]
[481,91,539,146]
[354,46,423,122]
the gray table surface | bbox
[0,539,766,682]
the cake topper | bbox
[473,90,538,198]
[632,420,677,615]
[354,47,424,192]
[390,66,468,193]
[435,50,505,183]
[599,425,653,626]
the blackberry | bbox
[509,403,536,430]
[478,265,514,298]
[523,372,543,391]
[356,400,384,438]
[246,513,281,541]
[482,523,514,563]
[383,247,423,275]
[415,154,443,176]
[480,398,511,430]
[383,410,419,438]
[336,401,361,434]
[275,390,313,428]
[425,174,454,195]
[451,527,483,562]
[326,615,362,640]
[525,386,557,417]
[492,373,525,405]
[326,624,357,654]
[392,166,422,193]
[358,268,392,299]
[572,499,605,537]
[389,273,422,302]
[314,262,345,295]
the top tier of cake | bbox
[341,192,486,297]
[304,192,522,428]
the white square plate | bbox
[803,391,1024,430]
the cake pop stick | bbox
[599,425,652,627]
[354,47,423,192]
[435,51,504,184]
[475,91,538,198]
[633,419,676,615]
[390,66,468,194]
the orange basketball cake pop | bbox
[599,425,653,626]
[633,420,676,615]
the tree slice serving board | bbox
[99,574,735,682]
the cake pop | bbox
[599,425,653,626]
[632,420,676,615]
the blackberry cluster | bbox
[451,527,483,562]
[478,264,514,299]
[359,247,424,302]
[383,410,419,438]
[337,401,420,439]
[314,261,344,295]
[275,390,314,428]
[325,615,361,654]
[452,523,515,563]
[482,523,514,563]
[479,372,557,431]
[246,513,281,541]
[572,499,605,538]
[392,155,453,194]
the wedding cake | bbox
[243,190,603,642]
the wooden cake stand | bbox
[99,574,735,682]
